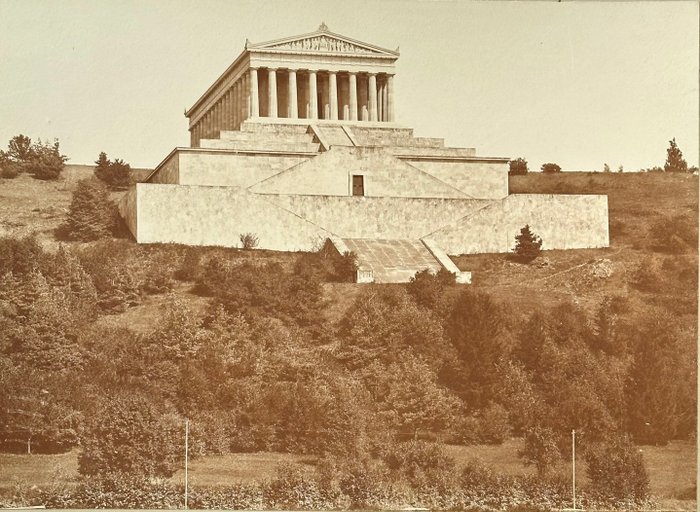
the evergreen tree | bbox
[28,139,67,180]
[94,152,132,188]
[513,224,543,262]
[508,157,528,176]
[94,151,110,179]
[664,137,688,173]
[65,178,116,241]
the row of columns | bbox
[190,67,395,147]
[251,68,394,123]
[190,72,250,147]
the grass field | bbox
[1,440,695,505]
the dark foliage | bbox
[664,137,688,173]
[540,162,561,173]
[64,178,118,241]
[94,152,132,188]
[0,135,67,180]
[509,157,528,176]
[78,393,182,478]
[584,435,650,501]
[513,224,542,262]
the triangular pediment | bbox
[247,24,399,57]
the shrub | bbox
[27,139,67,180]
[78,393,183,478]
[584,435,650,501]
[478,402,511,444]
[64,178,118,241]
[519,426,562,477]
[509,157,528,176]
[649,214,698,253]
[94,152,132,188]
[513,224,542,263]
[540,162,561,173]
[664,137,688,173]
[407,267,455,309]
[239,232,259,249]
[381,440,457,490]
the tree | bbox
[519,426,562,477]
[603,163,611,173]
[540,162,561,173]
[78,393,182,478]
[7,135,33,163]
[584,435,650,501]
[618,165,624,173]
[65,178,117,241]
[94,152,132,188]
[508,157,528,176]
[513,224,542,262]
[664,137,688,173]
[26,139,67,180]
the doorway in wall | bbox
[352,175,365,196]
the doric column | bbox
[225,90,231,131]
[348,73,358,121]
[387,74,395,122]
[328,72,338,120]
[233,82,239,129]
[240,74,247,126]
[308,71,318,119]
[368,73,378,122]
[288,70,298,119]
[249,68,259,118]
[268,68,278,118]
[382,78,388,122]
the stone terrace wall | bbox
[408,160,508,200]
[265,194,490,240]
[149,150,310,187]
[253,146,470,199]
[118,187,138,238]
[430,194,609,255]
[131,184,331,251]
[177,151,309,187]
[149,153,179,184]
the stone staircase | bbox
[310,124,355,148]
[198,121,321,153]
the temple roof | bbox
[246,22,399,57]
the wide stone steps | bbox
[340,238,443,284]
[390,146,477,158]
[240,121,311,135]
[312,125,354,148]
[219,130,314,144]
[199,138,320,153]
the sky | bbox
[0,0,697,171]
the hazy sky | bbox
[0,0,697,170]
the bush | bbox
[478,403,511,444]
[78,393,183,478]
[64,178,118,241]
[381,440,457,490]
[94,152,132,188]
[584,435,650,501]
[239,232,259,249]
[513,224,542,263]
[407,267,455,309]
[509,157,528,176]
[664,137,688,173]
[28,139,67,180]
[519,426,562,477]
[541,162,561,173]
[649,214,698,253]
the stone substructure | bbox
[119,25,609,283]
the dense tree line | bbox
[0,236,695,505]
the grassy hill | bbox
[0,170,696,509]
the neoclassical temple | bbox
[120,24,609,283]
[186,23,398,147]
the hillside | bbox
[0,169,696,510]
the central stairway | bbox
[332,238,470,284]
